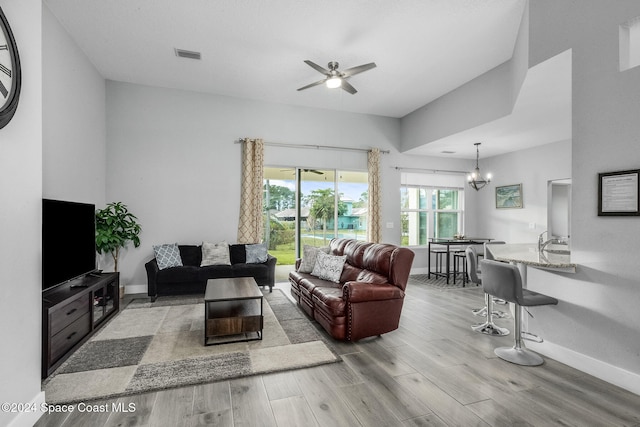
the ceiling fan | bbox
[297,60,377,94]
[280,168,324,175]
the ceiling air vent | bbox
[175,48,201,60]
[441,150,456,154]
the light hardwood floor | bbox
[35,281,640,427]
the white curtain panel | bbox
[367,148,382,243]
[237,138,264,243]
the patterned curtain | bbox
[367,148,382,243]
[237,138,264,243]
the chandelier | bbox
[468,142,491,191]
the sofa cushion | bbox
[299,245,330,273]
[356,269,389,284]
[233,263,268,281]
[246,243,268,263]
[339,263,362,283]
[153,243,183,270]
[201,241,231,266]
[156,266,200,284]
[198,265,234,281]
[363,244,395,277]
[312,287,346,316]
[179,245,202,267]
[311,252,347,283]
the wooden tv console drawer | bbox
[42,272,119,378]
[50,312,91,363]
[50,294,90,336]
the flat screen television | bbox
[42,199,97,292]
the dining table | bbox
[427,237,494,284]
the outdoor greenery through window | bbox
[263,168,368,265]
[401,175,464,246]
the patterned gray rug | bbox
[42,290,339,404]
[408,273,480,290]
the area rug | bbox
[408,273,479,290]
[42,290,339,404]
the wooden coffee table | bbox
[204,277,263,346]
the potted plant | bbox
[95,202,142,297]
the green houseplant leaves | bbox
[95,202,141,272]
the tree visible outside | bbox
[263,168,368,265]
[304,188,347,245]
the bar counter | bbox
[486,243,577,273]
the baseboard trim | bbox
[529,340,640,396]
[410,267,429,275]
[8,391,45,427]
[125,284,147,295]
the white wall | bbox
[401,2,528,151]
[524,0,640,394]
[105,81,474,289]
[0,1,44,426]
[468,139,571,242]
[42,4,106,206]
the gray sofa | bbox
[145,244,276,301]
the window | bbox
[400,173,464,246]
[263,167,368,264]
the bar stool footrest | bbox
[522,331,543,343]
[472,322,510,336]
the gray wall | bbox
[105,81,475,289]
[523,0,640,393]
[468,139,572,243]
[0,2,44,426]
[42,4,107,206]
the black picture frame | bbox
[598,169,640,216]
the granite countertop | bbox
[486,243,577,272]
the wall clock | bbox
[0,6,21,129]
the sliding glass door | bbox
[263,167,368,266]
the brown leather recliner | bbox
[289,238,415,341]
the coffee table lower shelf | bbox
[205,298,263,346]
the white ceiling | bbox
[44,0,570,159]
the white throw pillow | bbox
[311,251,346,283]
[201,241,231,266]
[299,245,330,273]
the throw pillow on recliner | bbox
[201,241,231,266]
[299,245,330,273]
[311,251,347,283]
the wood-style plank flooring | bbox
[35,281,640,427]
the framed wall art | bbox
[598,169,639,216]
[496,184,523,209]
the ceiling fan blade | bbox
[304,60,330,75]
[342,62,377,77]
[341,80,358,94]
[297,79,327,91]
[303,169,324,175]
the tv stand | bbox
[42,272,119,378]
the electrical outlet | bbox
[528,222,536,230]
[386,222,394,228]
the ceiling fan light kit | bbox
[468,142,492,191]
[298,60,376,94]
[326,76,342,88]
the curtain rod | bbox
[393,166,468,175]
[236,139,389,154]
